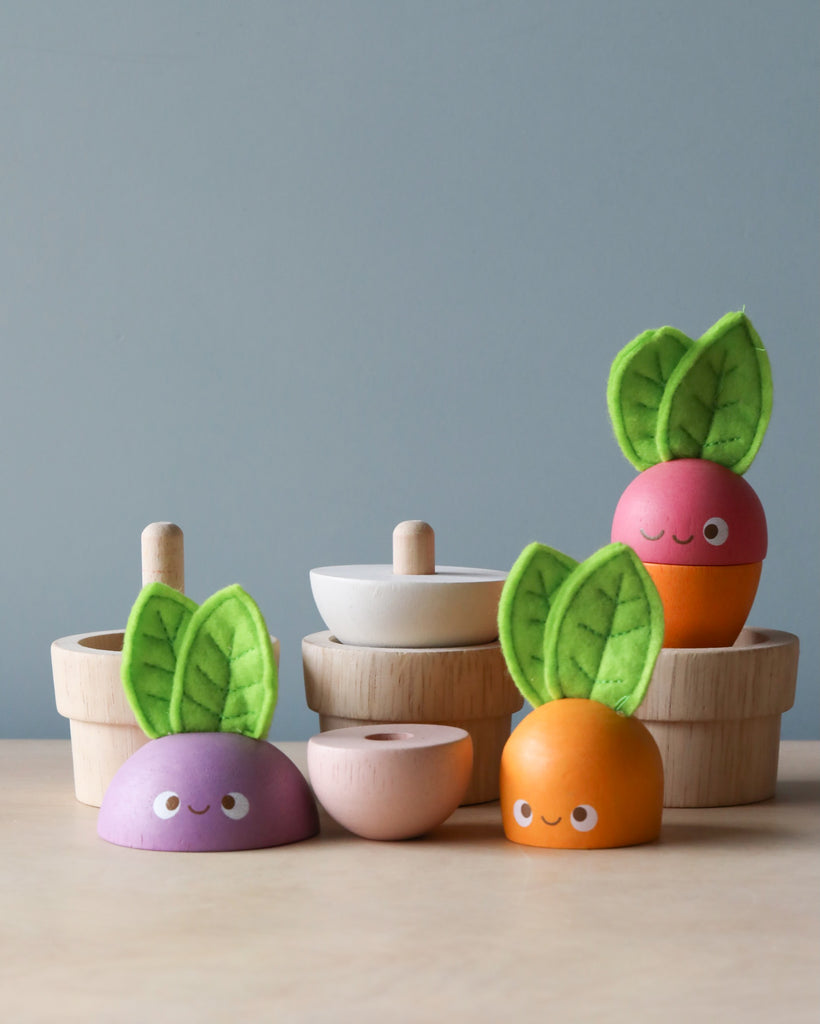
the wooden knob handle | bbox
[141,522,185,593]
[393,521,435,575]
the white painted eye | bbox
[153,791,181,819]
[569,805,598,832]
[512,799,534,828]
[703,517,729,546]
[220,792,250,820]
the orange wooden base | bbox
[644,561,762,648]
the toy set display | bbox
[51,311,799,851]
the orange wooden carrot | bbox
[497,543,665,849]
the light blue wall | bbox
[1,1,817,740]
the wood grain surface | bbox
[0,740,817,1023]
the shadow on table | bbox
[658,820,806,847]
[773,778,820,804]
[428,821,505,844]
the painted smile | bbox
[639,529,664,541]
[672,534,693,544]
[540,815,562,826]
[187,805,210,815]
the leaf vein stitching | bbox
[182,691,220,717]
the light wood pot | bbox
[636,627,799,807]
[302,631,523,804]
[51,630,146,806]
[51,522,186,806]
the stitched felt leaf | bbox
[120,583,199,738]
[498,543,579,707]
[608,326,692,470]
[170,584,277,738]
[657,311,772,473]
[543,543,664,715]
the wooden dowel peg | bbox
[141,522,185,593]
[393,521,435,575]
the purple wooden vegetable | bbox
[98,732,319,852]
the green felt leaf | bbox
[498,543,579,707]
[543,543,664,715]
[607,326,692,470]
[120,583,199,738]
[170,584,277,738]
[657,311,772,473]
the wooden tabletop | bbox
[1,740,818,1023]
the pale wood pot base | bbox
[637,628,799,807]
[51,630,146,806]
[302,631,523,804]
[51,522,187,806]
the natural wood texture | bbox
[51,521,187,806]
[392,519,435,575]
[637,627,799,806]
[51,630,145,806]
[52,520,282,808]
[1,740,817,1023]
[302,631,523,803]
[141,521,185,593]
[307,724,472,839]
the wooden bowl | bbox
[307,723,473,840]
[309,564,506,648]
[310,520,506,648]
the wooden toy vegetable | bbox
[304,520,521,804]
[98,582,319,851]
[608,311,772,647]
[498,542,665,849]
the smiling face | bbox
[98,732,319,851]
[500,700,664,849]
[611,459,767,566]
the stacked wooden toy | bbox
[606,312,799,807]
[51,522,283,807]
[302,521,523,804]
[51,523,186,806]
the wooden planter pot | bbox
[51,630,146,807]
[636,627,799,807]
[302,631,523,805]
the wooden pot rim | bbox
[51,630,131,723]
[302,630,523,720]
[638,627,799,723]
[53,630,280,724]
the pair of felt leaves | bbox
[121,583,277,740]
[608,310,772,475]
[498,542,664,716]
